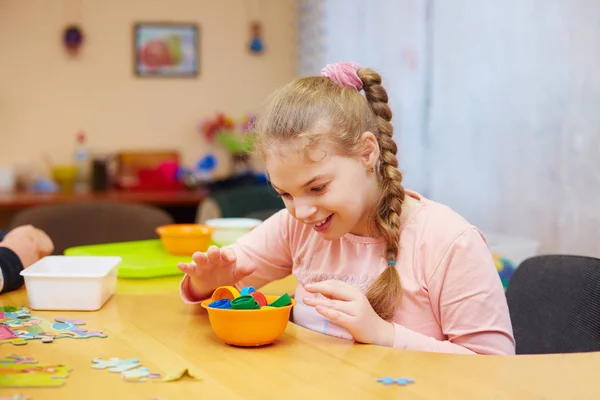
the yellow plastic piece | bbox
[211,286,241,302]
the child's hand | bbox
[2,225,54,267]
[303,280,395,347]
[177,245,255,299]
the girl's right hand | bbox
[177,245,256,299]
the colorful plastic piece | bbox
[377,377,415,385]
[250,291,268,307]
[240,286,256,296]
[211,286,241,302]
[230,295,260,310]
[269,293,291,308]
[208,299,231,309]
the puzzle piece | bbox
[0,395,31,400]
[162,368,201,382]
[54,317,85,326]
[91,357,141,372]
[92,357,162,383]
[121,366,152,382]
[0,338,27,346]
[0,355,36,365]
[0,307,107,345]
[0,325,18,340]
[377,377,415,386]
[0,354,72,388]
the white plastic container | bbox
[204,218,262,246]
[20,256,122,311]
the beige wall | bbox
[0,0,296,177]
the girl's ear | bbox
[359,131,380,170]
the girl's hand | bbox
[177,245,255,300]
[303,280,395,347]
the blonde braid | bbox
[359,68,406,321]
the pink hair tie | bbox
[321,62,363,91]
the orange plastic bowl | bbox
[156,224,215,256]
[201,295,296,346]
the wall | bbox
[299,0,600,257]
[0,0,296,177]
[426,0,600,256]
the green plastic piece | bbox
[230,295,260,310]
[64,239,196,279]
[269,293,291,308]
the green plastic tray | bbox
[64,240,190,279]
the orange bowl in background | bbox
[201,295,296,347]
[156,224,214,256]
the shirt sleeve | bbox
[392,227,516,355]
[180,209,294,304]
[0,246,25,294]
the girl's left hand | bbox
[303,280,394,347]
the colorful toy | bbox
[493,253,517,288]
[249,22,264,54]
[208,286,292,310]
[202,286,296,346]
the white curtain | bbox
[298,0,600,257]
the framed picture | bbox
[133,22,199,77]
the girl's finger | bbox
[303,280,358,301]
[315,306,351,324]
[192,252,208,267]
[303,296,355,316]
[177,262,196,274]
[222,248,237,263]
[207,246,222,263]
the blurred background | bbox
[0,0,598,263]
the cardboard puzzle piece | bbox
[376,377,415,386]
[163,368,201,382]
[0,354,72,388]
[91,358,162,383]
[0,306,107,346]
[91,357,141,372]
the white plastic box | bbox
[20,256,122,311]
[204,218,263,246]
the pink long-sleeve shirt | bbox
[181,190,515,355]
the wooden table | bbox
[1,277,599,399]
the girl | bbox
[179,62,515,355]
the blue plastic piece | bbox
[377,377,415,386]
[208,298,231,309]
[240,286,256,296]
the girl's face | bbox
[266,136,380,240]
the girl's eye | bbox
[278,192,292,199]
[311,185,326,193]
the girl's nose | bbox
[294,200,317,221]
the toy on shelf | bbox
[198,113,256,177]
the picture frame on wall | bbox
[133,22,199,78]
